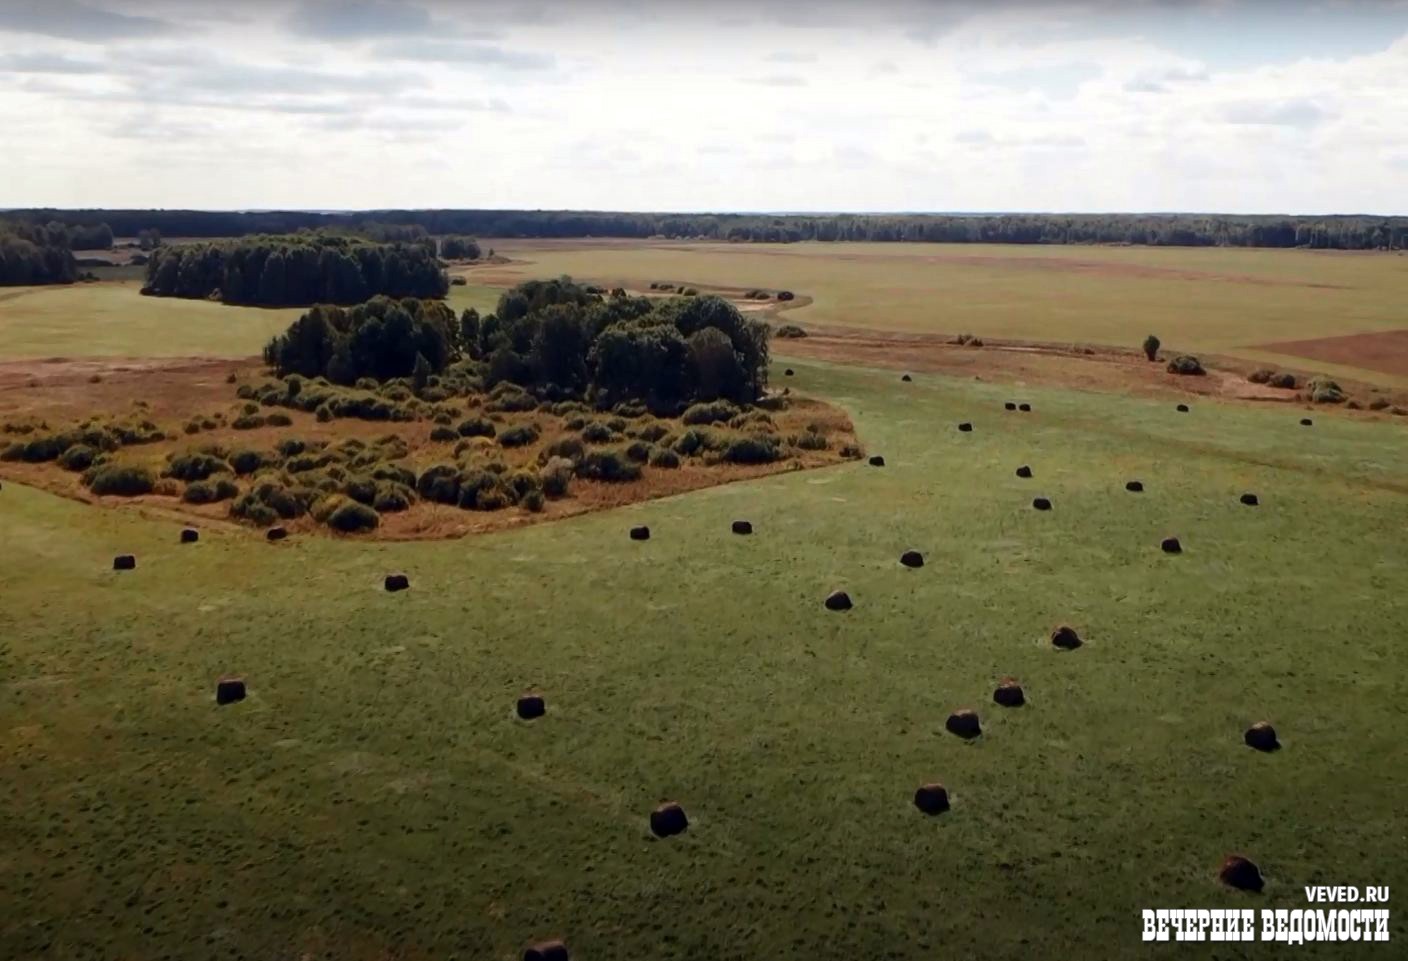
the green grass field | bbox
[490,241,1408,385]
[5,359,1406,960]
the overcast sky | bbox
[2,0,1407,214]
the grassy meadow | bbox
[487,241,1408,385]
[4,359,1407,960]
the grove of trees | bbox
[264,279,771,409]
[9,208,1408,250]
[440,236,482,259]
[0,232,77,285]
[142,234,449,306]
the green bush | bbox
[521,488,545,512]
[634,421,670,443]
[229,449,266,475]
[793,429,828,451]
[430,425,458,443]
[232,414,266,430]
[505,469,542,501]
[775,324,807,339]
[372,482,413,512]
[417,463,461,504]
[1248,368,1274,384]
[682,400,739,425]
[230,480,312,521]
[183,476,239,504]
[625,440,653,463]
[672,428,709,456]
[1166,355,1205,376]
[456,468,505,510]
[722,434,780,464]
[649,447,681,469]
[2,434,72,463]
[164,451,230,482]
[236,384,256,400]
[86,464,155,497]
[542,435,585,463]
[1142,334,1161,361]
[564,415,587,430]
[839,443,863,459]
[613,401,647,419]
[57,444,97,471]
[581,421,614,444]
[327,500,380,532]
[1270,372,1297,389]
[1308,376,1345,404]
[577,448,641,482]
[498,423,540,448]
[485,385,537,413]
[265,412,293,427]
[540,456,574,498]
[457,416,496,438]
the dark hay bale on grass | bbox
[1004,402,1016,411]
[913,783,949,815]
[945,709,981,739]
[215,676,246,706]
[868,455,885,467]
[824,590,852,611]
[899,550,924,568]
[1125,480,1144,492]
[112,554,136,571]
[901,374,912,382]
[1161,537,1182,554]
[958,422,973,432]
[1051,625,1082,650]
[650,801,688,838]
[266,526,288,542]
[731,520,752,535]
[784,369,794,377]
[180,528,199,544]
[1032,497,1052,511]
[1015,465,1032,478]
[993,678,1025,707]
[1218,855,1264,892]
[1176,404,1190,413]
[384,573,410,592]
[1300,417,1313,426]
[523,940,570,961]
[517,694,546,720]
[629,525,650,541]
[1244,721,1279,752]
[1240,492,1259,506]
[1018,403,1031,412]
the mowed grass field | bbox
[4,359,1407,960]
[0,281,502,359]
[485,240,1408,385]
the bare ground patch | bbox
[1253,329,1408,379]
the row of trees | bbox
[10,208,1408,250]
[0,232,77,285]
[265,279,771,408]
[142,235,448,306]
[2,219,113,251]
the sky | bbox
[2,0,1407,214]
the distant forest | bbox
[0,220,111,286]
[142,234,448,306]
[7,208,1408,250]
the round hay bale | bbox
[958,422,973,432]
[1161,536,1182,554]
[1218,855,1264,892]
[731,520,753,535]
[945,709,981,739]
[384,573,410,592]
[1032,497,1052,511]
[180,528,199,544]
[629,525,650,541]
[1004,402,1017,411]
[1240,492,1259,506]
[215,675,246,706]
[517,693,546,720]
[1051,625,1082,650]
[824,590,852,611]
[649,801,688,838]
[899,550,924,569]
[1015,465,1032,478]
[993,678,1025,707]
[868,455,885,467]
[913,782,950,815]
[266,526,288,542]
[1176,404,1190,413]
[901,373,912,382]
[523,940,570,961]
[1125,480,1144,493]
[1300,417,1313,426]
[1244,721,1279,752]
[112,554,136,571]
[784,368,795,377]
[1018,403,1031,412]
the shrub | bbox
[58,444,97,471]
[577,448,642,482]
[2,434,72,462]
[232,414,266,430]
[649,447,680,469]
[722,434,780,464]
[183,476,239,504]
[86,464,155,497]
[1166,355,1205,376]
[581,421,614,443]
[183,420,202,435]
[1269,372,1297,389]
[231,480,312,521]
[456,468,505,510]
[327,500,380,532]
[775,324,807,339]
[164,451,230,482]
[564,415,587,430]
[634,421,670,443]
[1368,397,1391,411]
[417,463,461,504]
[543,435,585,463]
[498,423,540,448]
[551,400,589,416]
[236,384,256,400]
[457,416,496,438]
[673,428,707,456]
[521,488,545,512]
[1142,335,1161,362]
[505,469,541,501]
[265,412,293,427]
[839,443,863,459]
[540,456,574,498]
[430,426,458,442]
[776,290,795,301]
[485,385,537,413]
[606,416,628,432]
[1248,368,1274,384]
[793,429,828,451]
[1308,376,1345,404]
[625,440,653,463]
[613,401,647,419]
[372,482,413,512]
[682,400,738,425]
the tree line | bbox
[9,208,1408,250]
[0,218,115,286]
[142,234,448,306]
[265,279,770,409]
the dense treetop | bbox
[10,208,1408,250]
[142,234,449,306]
[264,279,770,410]
[0,220,111,285]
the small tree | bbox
[412,352,432,393]
[1142,334,1160,362]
